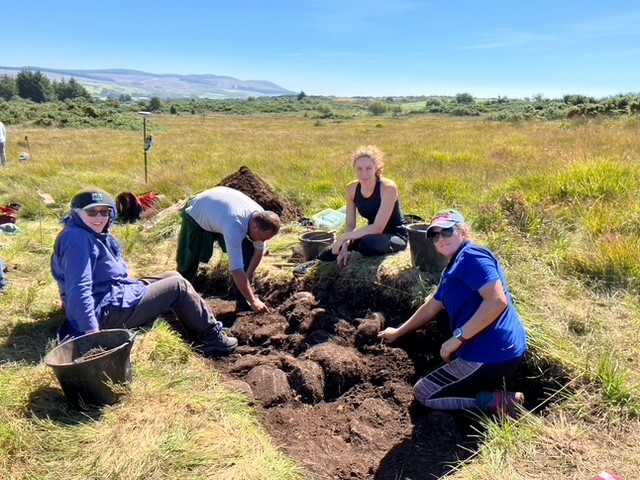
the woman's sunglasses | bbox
[85,208,112,218]
[428,227,455,243]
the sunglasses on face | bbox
[84,208,112,218]
[429,227,455,243]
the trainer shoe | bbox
[198,329,238,356]
[293,259,320,277]
[476,390,525,417]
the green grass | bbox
[2,114,640,479]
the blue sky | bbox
[4,1,640,98]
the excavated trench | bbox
[196,272,569,480]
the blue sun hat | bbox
[426,210,466,237]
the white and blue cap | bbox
[71,190,115,210]
[426,210,466,237]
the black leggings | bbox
[318,233,407,261]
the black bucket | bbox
[404,213,424,224]
[44,329,135,409]
[406,222,448,273]
[299,230,335,261]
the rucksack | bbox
[115,192,143,222]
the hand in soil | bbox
[377,327,401,343]
[337,250,350,268]
[251,298,270,314]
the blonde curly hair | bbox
[351,146,385,179]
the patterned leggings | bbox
[414,356,523,410]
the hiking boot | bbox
[198,329,238,356]
[293,259,320,277]
[476,390,525,417]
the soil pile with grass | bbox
[218,166,303,223]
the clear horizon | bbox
[5,1,640,99]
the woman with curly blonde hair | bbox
[318,146,408,267]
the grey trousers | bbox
[101,272,222,336]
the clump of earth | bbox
[218,166,303,223]
[193,168,564,479]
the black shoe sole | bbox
[201,346,236,357]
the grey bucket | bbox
[406,222,448,273]
[44,329,135,409]
[299,230,335,261]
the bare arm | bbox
[331,182,358,254]
[378,294,444,343]
[231,257,269,314]
[245,248,263,280]
[440,279,508,362]
[333,179,399,253]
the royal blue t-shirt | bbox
[434,242,528,364]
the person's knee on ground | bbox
[413,375,438,406]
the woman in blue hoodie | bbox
[51,189,237,356]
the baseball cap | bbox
[71,190,115,210]
[426,210,466,237]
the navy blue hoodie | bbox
[51,211,146,338]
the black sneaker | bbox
[293,259,320,277]
[198,330,238,356]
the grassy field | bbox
[1,113,640,479]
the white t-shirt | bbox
[186,186,265,272]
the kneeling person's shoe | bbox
[476,390,525,417]
[293,259,320,277]
[199,330,238,356]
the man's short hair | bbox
[253,211,281,234]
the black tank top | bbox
[355,180,407,238]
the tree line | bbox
[0,70,91,103]
[1,70,639,127]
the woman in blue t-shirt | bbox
[378,210,528,416]
[318,146,408,267]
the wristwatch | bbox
[452,328,465,341]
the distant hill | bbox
[0,66,296,100]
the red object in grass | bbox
[0,206,19,224]
[137,192,162,210]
